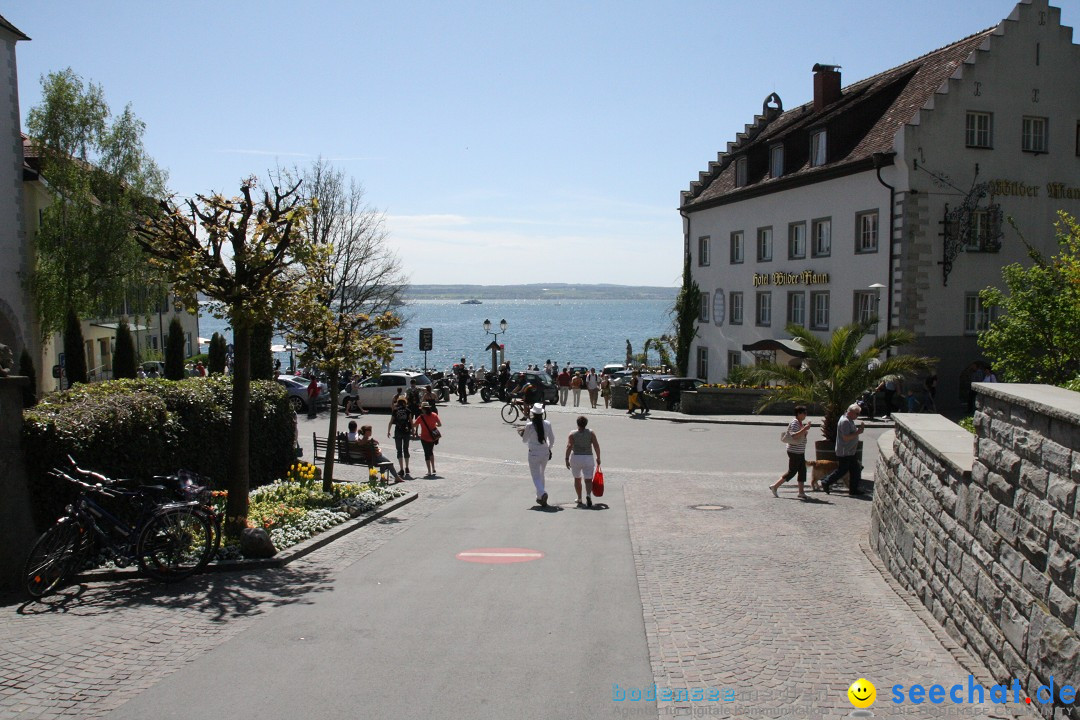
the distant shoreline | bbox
[403,283,678,301]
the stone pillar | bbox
[0,376,35,592]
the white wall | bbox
[0,27,30,359]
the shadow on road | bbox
[13,564,334,621]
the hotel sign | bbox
[753,270,830,287]
[991,179,1080,200]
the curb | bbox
[74,492,419,582]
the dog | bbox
[806,459,843,491]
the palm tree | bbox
[748,319,936,443]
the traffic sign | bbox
[419,327,433,351]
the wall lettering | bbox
[752,271,830,287]
[990,179,1080,200]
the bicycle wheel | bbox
[24,519,89,598]
[136,507,214,582]
[500,403,520,424]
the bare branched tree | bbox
[285,159,409,488]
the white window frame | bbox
[698,235,710,266]
[770,144,784,178]
[788,221,806,259]
[787,291,805,327]
[729,292,743,325]
[730,231,744,264]
[696,346,709,381]
[966,111,993,148]
[699,291,710,323]
[757,226,773,262]
[812,218,831,257]
[855,211,878,254]
[810,291,830,330]
[967,210,991,251]
[1022,116,1049,153]
[853,290,878,325]
[735,156,748,187]
[756,291,772,327]
[810,130,827,167]
[727,351,742,373]
[964,293,997,334]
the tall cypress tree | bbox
[673,255,700,377]
[19,348,37,407]
[164,316,186,380]
[207,332,227,375]
[63,308,88,386]
[112,320,137,379]
[250,321,274,380]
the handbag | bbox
[423,416,441,444]
[780,430,795,444]
[592,466,605,497]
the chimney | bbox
[812,63,842,112]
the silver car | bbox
[338,371,434,411]
[276,374,330,413]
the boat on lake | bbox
[460,299,482,305]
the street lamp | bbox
[868,283,886,328]
[483,319,508,372]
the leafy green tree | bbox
[19,348,37,407]
[672,255,700,377]
[112,320,137,379]
[979,211,1080,385]
[164,316,186,380]
[250,322,275,381]
[25,68,166,338]
[748,320,936,442]
[207,332,227,375]
[283,159,406,488]
[136,176,324,534]
[63,308,87,386]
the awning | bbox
[90,322,150,332]
[741,338,807,358]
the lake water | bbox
[200,298,677,374]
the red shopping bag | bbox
[592,466,605,497]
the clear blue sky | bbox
[9,1,1076,286]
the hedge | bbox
[22,376,295,530]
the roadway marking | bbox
[456,547,545,564]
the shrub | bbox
[208,332,227,374]
[112,320,138,379]
[22,376,294,530]
[63,309,87,385]
[165,316,186,380]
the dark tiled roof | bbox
[0,13,29,41]
[681,28,996,211]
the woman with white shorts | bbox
[565,415,601,507]
[519,403,555,506]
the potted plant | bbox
[748,319,936,456]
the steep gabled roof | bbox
[0,13,29,41]
[681,27,996,211]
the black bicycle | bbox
[24,461,216,598]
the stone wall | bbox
[871,383,1080,718]
[0,376,35,592]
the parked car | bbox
[601,363,626,377]
[515,370,559,405]
[276,374,330,413]
[645,377,704,412]
[566,365,590,379]
[337,370,434,411]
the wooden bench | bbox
[311,433,395,483]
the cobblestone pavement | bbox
[623,465,1038,720]
[0,460,486,719]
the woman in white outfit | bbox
[565,415,601,507]
[519,403,555,506]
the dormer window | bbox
[810,130,827,167]
[770,145,784,178]
[735,156,748,187]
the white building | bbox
[682,0,1080,415]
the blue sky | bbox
[9,1,1077,286]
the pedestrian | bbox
[414,403,442,478]
[387,396,413,478]
[354,425,401,483]
[306,377,321,419]
[922,374,937,412]
[770,406,812,499]
[820,403,866,496]
[421,384,438,409]
[346,374,367,416]
[456,357,469,403]
[406,378,422,419]
[519,403,555,507]
[557,368,571,406]
[600,374,611,409]
[346,419,361,442]
[586,368,600,408]
[570,372,583,407]
[565,415,601,507]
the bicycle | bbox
[500,396,546,424]
[24,461,216,598]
